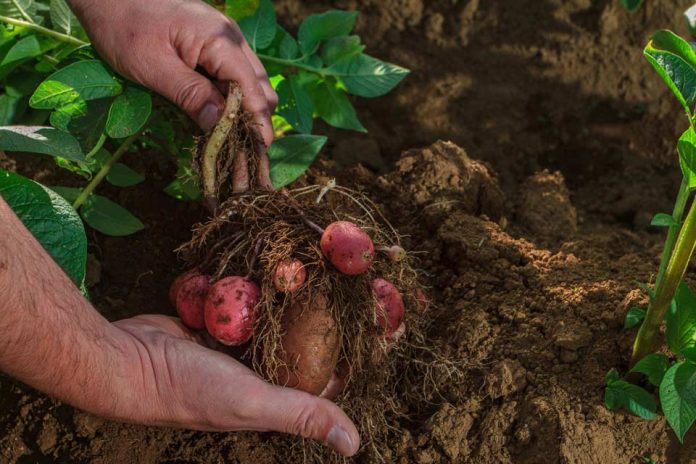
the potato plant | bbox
[605,30,696,442]
[0,0,408,290]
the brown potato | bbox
[276,293,339,395]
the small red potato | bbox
[169,269,200,305]
[273,259,306,293]
[320,221,374,275]
[372,277,405,335]
[175,274,211,330]
[276,293,339,395]
[204,276,260,346]
[381,245,406,262]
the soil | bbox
[2,0,696,462]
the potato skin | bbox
[372,278,405,334]
[320,221,374,275]
[277,293,339,395]
[175,274,211,330]
[273,259,306,293]
[204,276,260,346]
[169,269,200,305]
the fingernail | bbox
[326,424,357,456]
[198,103,220,131]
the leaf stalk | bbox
[0,15,87,46]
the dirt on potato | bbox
[2,0,696,463]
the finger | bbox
[198,33,275,149]
[257,152,273,191]
[143,54,225,131]
[251,384,360,456]
[232,149,249,193]
[241,42,278,110]
[319,372,345,401]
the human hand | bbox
[66,0,277,188]
[111,314,360,456]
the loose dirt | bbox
[2,0,696,463]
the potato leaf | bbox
[224,0,259,20]
[665,281,696,358]
[298,10,358,55]
[309,79,366,132]
[80,194,144,236]
[329,53,409,98]
[321,35,364,66]
[679,126,696,190]
[106,163,144,187]
[0,170,87,287]
[106,86,152,138]
[651,213,678,227]
[660,361,696,442]
[239,0,276,52]
[49,0,81,35]
[644,30,696,112]
[276,74,314,134]
[624,306,647,329]
[0,0,39,21]
[604,372,657,420]
[268,134,327,188]
[620,0,644,12]
[630,353,671,387]
[0,125,84,162]
[30,60,122,110]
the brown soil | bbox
[2,0,696,463]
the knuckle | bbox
[288,403,322,439]
[173,78,208,112]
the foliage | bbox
[606,29,696,443]
[0,1,407,284]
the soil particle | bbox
[517,170,577,242]
[552,321,593,351]
[382,140,505,224]
[425,403,476,461]
[36,415,58,454]
[486,359,528,399]
[73,412,104,438]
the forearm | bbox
[0,197,134,417]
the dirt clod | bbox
[517,170,577,242]
[486,359,528,399]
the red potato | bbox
[277,293,339,395]
[372,278,405,335]
[175,274,211,330]
[320,221,375,275]
[204,276,260,346]
[414,287,429,313]
[273,259,306,293]
[169,269,200,305]
[381,245,406,262]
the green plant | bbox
[620,0,644,12]
[605,29,696,442]
[0,0,408,289]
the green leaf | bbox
[224,0,259,20]
[105,86,152,138]
[30,60,122,109]
[660,361,696,442]
[631,353,671,387]
[49,0,81,35]
[309,79,365,132]
[276,74,314,134]
[666,281,696,357]
[620,0,644,11]
[50,97,112,154]
[106,163,144,187]
[329,53,409,98]
[321,35,364,66]
[0,35,57,71]
[0,170,86,287]
[644,30,696,111]
[606,368,620,384]
[0,125,84,162]
[268,134,327,188]
[0,94,24,125]
[624,306,647,329]
[679,126,696,189]
[604,377,657,420]
[80,194,144,236]
[0,0,39,21]
[164,177,200,201]
[651,212,678,227]
[277,28,300,59]
[297,10,358,55]
[238,0,276,52]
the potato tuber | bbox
[204,276,260,345]
[320,221,375,275]
[175,274,211,330]
[372,278,405,335]
[273,259,306,293]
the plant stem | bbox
[655,177,690,288]
[257,53,328,76]
[72,129,144,209]
[0,15,87,46]
[631,196,696,365]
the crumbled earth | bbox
[3,0,696,463]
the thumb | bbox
[146,55,225,131]
[255,384,360,457]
